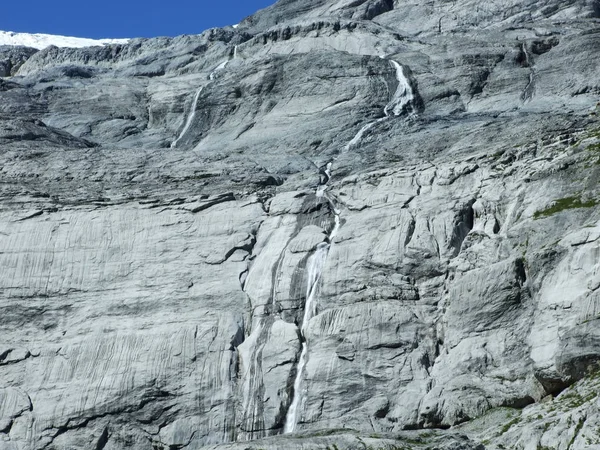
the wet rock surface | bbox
[1,0,600,449]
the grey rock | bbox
[0,0,600,449]
[0,46,37,77]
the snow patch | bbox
[0,30,129,50]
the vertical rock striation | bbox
[0,0,600,449]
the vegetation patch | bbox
[587,142,600,153]
[584,140,600,166]
[556,390,598,410]
[533,196,598,219]
[499,416,521,435]
[567,417,585,449]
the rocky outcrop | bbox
[0,46,38,77]
[1,0,600,449]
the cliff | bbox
[1,1,600,449]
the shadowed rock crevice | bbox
[449,200,476,256]
[95,427,110,450]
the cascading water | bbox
[343,120,380,152]
[384,60,416,117]
[209,45,238,80]
[284,165,340,434]
[344,58,416,152]
[284,56,415,433]
[283,242,329,433]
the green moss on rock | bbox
[533,196,598,219]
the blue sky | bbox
[1,0,276,38]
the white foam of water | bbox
[209,60,229,80]
[343,59,416,153]
[324,162,333,180]
[209,45,239,81]
[284,341,308,433]
[344,119,385,152]
[384,60,415,117]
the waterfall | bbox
[171,46,240,148]
[284,165,340,434]
[384,60,416,117]
[344,59,416,152]
[343,120,382,152]
[170,86,204,148]
[284,341,309,433]
[520,43,536,102]
[284,57,416,433]
[284,242,329,433]
[521,43,531,67]
[209,60,228,80]
[210,45,238,80]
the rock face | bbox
[1,1,600,449]
[0,47,38,77]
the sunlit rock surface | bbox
[1,0,600,449]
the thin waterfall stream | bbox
[171,45,238,148]
[344,59,416,152]
[284,163,340,434]
[170,86,204,148]
[283,57,417,433]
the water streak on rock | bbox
[344,59,415,152]
[170,86,204,148]
[284,165,340,433]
